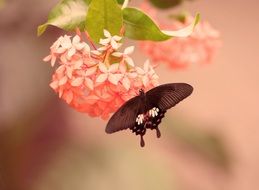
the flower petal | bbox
[56,65,66,74]
[85,66,97,76]
[99,38,110,45]
[108,74,122,85]
[113,35,122,41]
[51,36,63,48]
[103,29,111,38]
[72,35,81,44]
[66,67,73,79]
[97,46,108,52]
[83,44,91,53]
[119,63,127,73]
[49,81,59,90]
[58,88,64,98]
[43,55,51,62]
[50,56,57,67]
[61,35,72,49]
[124,46,135,55]
[144,60,150,71]
[128,71,138,78]
[75,42,86,50]
[84,78,94,90]
[112,52,123,57]
[91,50,102,55]
[99,63,108,73]
[111,39,119,49]
[122,77,130,91]
[142,76,149,87]
[96,73,108,83]
[64,90,73,104]
[109,63,119,73]
[74,60,83,69]
[84,95,99,105]
[125,57,134,67]
[136,67,145,75]
[71,77,84,86]
[67,47,76,58]
[59,76,68,86]
[55,47,66,54]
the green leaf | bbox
[149,0,183,9]
[37,0,90,36]
[85,0,123,43]
[116,0,125,4]
[123,8,200,41]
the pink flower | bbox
[139,2,221,69]
[44,30,159,120]
[43,35,90,67]
[136,60,159,88]
[119,63,138,91]
[96,63,122,85]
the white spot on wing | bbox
[148,107,159,117]
[136,114,144,125]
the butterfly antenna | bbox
[140,135,145,147]
[156,127,161,138]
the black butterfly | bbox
[105,83,193,147]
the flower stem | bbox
[85,32,97,50]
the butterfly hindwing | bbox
[146,83,193,111]
[105,96,143,134]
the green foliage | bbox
[37,0,90,36]
[85,0,123,43]
[116,0,125,4]
[149,0,183,9]
[169,12,189,23]
[38,0,199,43]
[123,8,200,41]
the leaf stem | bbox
[122,0,129,9]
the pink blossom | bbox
[96,63,122,85]
[139,2,221,69]
[44,30,159,120]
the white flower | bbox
[112,46,135,67]
[99,29,122,50]
[136,60,159,87]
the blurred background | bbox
[0,0,259,190]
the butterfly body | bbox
[105,83,193,147]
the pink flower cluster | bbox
[140,2,221,69]
[44,30,159,119]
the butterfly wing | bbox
[105,96,142,134]
[146,83,193,111]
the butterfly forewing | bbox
[146,83,193,111]
[105,96,142,134]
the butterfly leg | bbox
[156,127,161,138]
[140,135,145,147]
